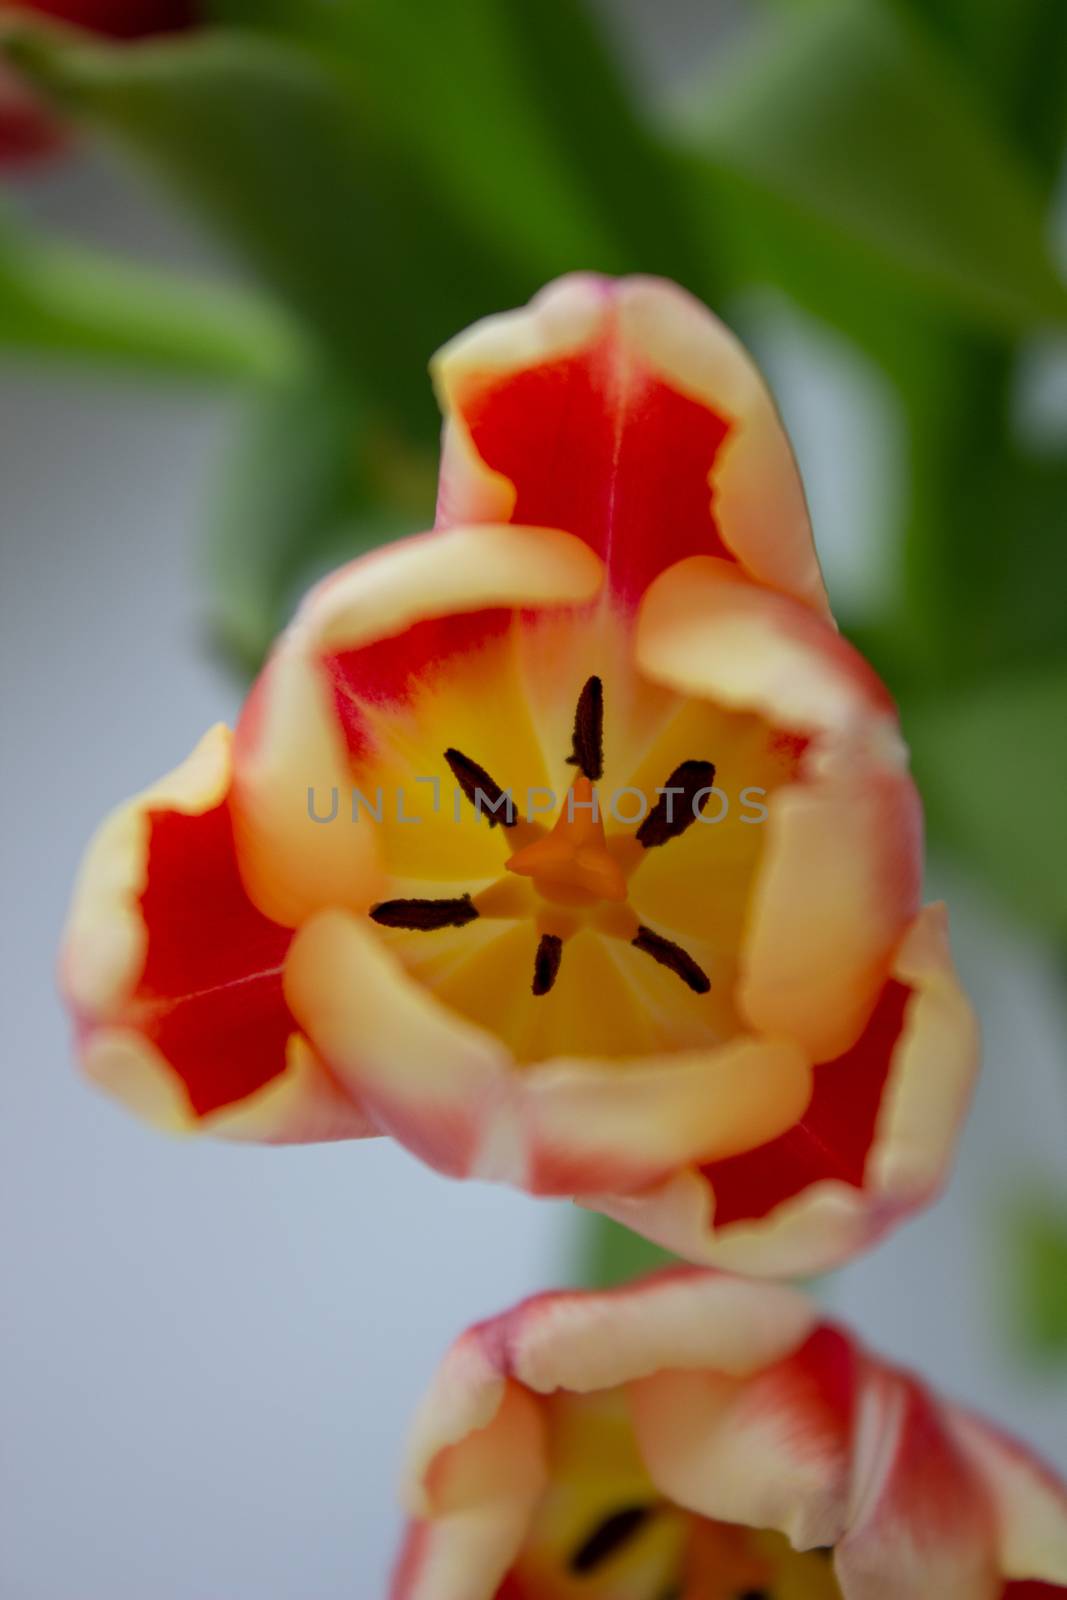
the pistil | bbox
[368,678,717,1001]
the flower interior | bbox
[499,1388,840,1600]
[347,607,803,1063]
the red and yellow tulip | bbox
[61,275,978,1274]
[393,1269,1067,1600]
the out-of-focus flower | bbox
[61,275,977,1274]
[3,1,195,39]
[392,1269,1067,1600]
[0,1,195,168]
[0,59,65,165]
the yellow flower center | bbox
[359,614,800,1062]
[511,1390,842,1599]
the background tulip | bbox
[0,0,194,166]
[4,1,194,39]
[394,1269,1067,1600]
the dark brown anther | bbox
[565,675,604,782]
[569,1505,654,1575]
[369,894,479,931]
[532,933,563,996]
[444,747,515,827]
[636,759,716,848]
[632,925,711,994]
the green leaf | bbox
[1004,1197,1067,1365]
[0,24,526,441]
[890,0,1067,181]
[0,207,304,382]
[206,373,435,674]
[906,663,1067,937]
[674,0,1067,333]
[203,0,714,296]
[573,1212,680,1291]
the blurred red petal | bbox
[702,978,911,1227]
[5,0,196,37]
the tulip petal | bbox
[284,908,508,1179]
[434,274,827,609]
[583,904,977,1276]
[636,556,921,1061]
[62,725,376,1141]
[949,1410,1067,1588]
[630,1324,857,1552]
[232,524,604,926]
[286,907,814,1195]
[519,1036,813,1196]
[8,1,196,36]
[394,1364,547,1600]
[835,1370,999,1600]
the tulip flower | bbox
[3,1,194,39]
[62,274,978,1274]
[393,1269,1067,1600]
[1,1,194,167]
[0,59,62,165]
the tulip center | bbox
[508,1390,842,1599]
[505,776,628,907]
[370,676,715,999]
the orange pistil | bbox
[505,776,628,907]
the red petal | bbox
[451,330,732,607]
[6,0,196,36]
[836,1370,997,1598]
[325,608,513,762]
[703,979,911,1227]
[133,796,293,1117]
[0,65,66,166]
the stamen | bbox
[531,933,563,995]
[565,675,604,782]
[632,925,711,994]
[636,758,717,848]
[444,748,515,827]
[569,1505,655,1575]
[369,894,479,931]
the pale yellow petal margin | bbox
[82,1028,379,1143]
[397,1340,547,1600]
[62,723,378,1143]
[636,556,922,1060]
[432,273,828,611]
[499,1271,816,1395]
[949,1408,1067,1585]
[395,1274,816,1600]
[231,524,604,927]
[62,723,232,1019]
[581,905,978,1278]
[285,909,813,1194]
[519,1037,811,1196]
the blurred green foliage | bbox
[1006,1195,1067,1364]
[1,0,1065,1335]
